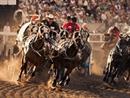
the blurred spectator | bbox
[3,22,11,57]
[3,22,11,33]
[101,11,108,29]
[3,22,11,46]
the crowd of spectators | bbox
[13,0,130,30]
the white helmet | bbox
[47,14,54,19]
[126,30,130,35]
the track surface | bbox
[0,73,130,98]
[0,48,130,98]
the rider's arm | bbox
[54,22,60,33]
[107,26,114,34]
[62,23,68,30]
[75,23,80,31]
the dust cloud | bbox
[91,49,108,76]
[0,58,21,83]
[0,48,109,83]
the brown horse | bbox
[17,33,51,82]
[49,31,92,88]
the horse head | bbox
[80,28,89,41]
[39,24,50,39]
[60,29,69,39]
[116,35,130,55]
[72,31,85,50]
[64,31,84,58]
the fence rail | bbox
[0,32,16,36]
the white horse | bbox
[16,21,31,42]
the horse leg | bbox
[109,65,122,85]
[104,64,117,85]
[103,64,111,83]
[31,66,36,78]
[65,76,70,86]
[103,68,109,82]
[52,68,60,88]
[124,70,129,81]
[125,68,130,81]
[18,62,27,82]
[18,56,28,82]
[59,68,72,86]
[17,65,24,82]
[126,70,130,81]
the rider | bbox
[62,15,80,38]
[42,14,60,40]
[101,23,120,50]
[107,23,120,43]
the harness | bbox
[27,34,46,57]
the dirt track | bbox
[0,46,130,98]
[0,73,130,98]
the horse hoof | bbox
[55,87,63,92]
[50,86,56,91]
[111,81,116,86]
[103,77,107,82]
[103,82,113,89]
[17,78,21,82]
[17,81,25,86]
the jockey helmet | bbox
[67,15,71,21]
[31,15,40,21]
[47,14,54,19]
[126,31,130,35]
[71,16,77,23]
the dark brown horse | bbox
[17,33,51,82]
[103,35,130,85]
[49,31,92,88]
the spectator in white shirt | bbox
[3,22,11,33]
[3,22,11,57]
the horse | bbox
[17,24,52,82]
[115,35,130,81]
[77,29,92,76]
[103,35,130,85]
[60,29,69,39]
[48,31,91,89]
[16,21,32,42]
[80,28,90,41]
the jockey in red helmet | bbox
[62,16,80,38]
[107,24,120,41]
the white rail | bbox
[89,33,104,43]
[0,32,16,36]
